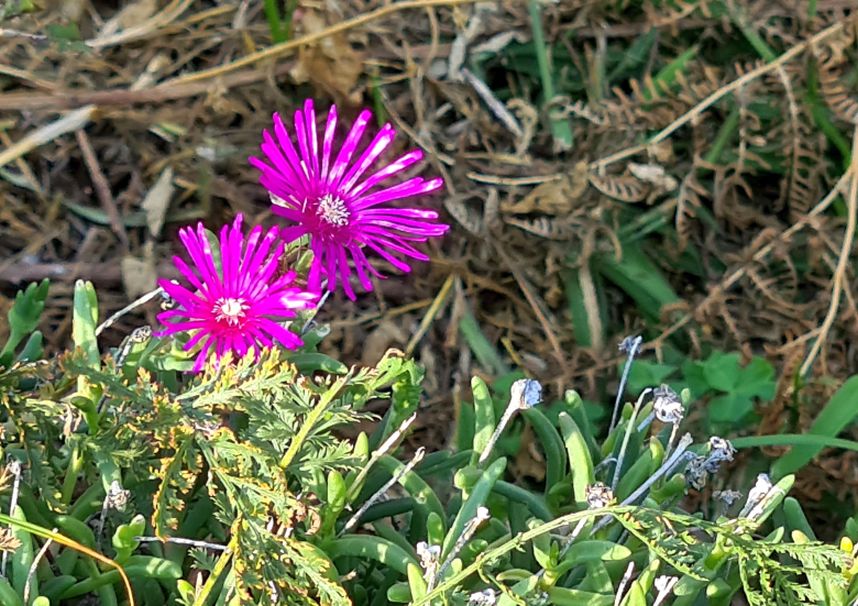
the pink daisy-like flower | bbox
[249,99,449,300]
[157,214,318,372]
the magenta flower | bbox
[249,99,449,300]
[157,214,318,372]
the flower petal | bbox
[328,108,371,187]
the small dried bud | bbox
[468,589,497,605]
[685,455,708,491]
[703,436,736,473]
[707,436,736,459]
[194,419,221,438]
[652,385,683,424]
[746,474,773,506]
[6,459,22,477]
[618,335,642,354]
[510,379,542,410]
[159,290,176,311]
[739,474,778,520]
[106,480,131,512]
[586,482,615,509]
[416,541,441,570]
[530,592,550,606]
[130,326,152,343]
[713,489,742,507]
[0,528,21,553]
[475,506,491,522]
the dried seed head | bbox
[703,436,736,473]
[586,482,615,509]
[652,384,683,424]
[685,455,708,491]
[707,436,736,459]
[510,379,542,410]
[713,489,743,507]
[618,335,642,354]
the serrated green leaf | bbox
[287,352,348,375]
[0,279,49,365]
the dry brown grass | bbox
[2,0,858,517]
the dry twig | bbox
[799,124,858,377]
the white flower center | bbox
[316,194,350,226]
[213,297,248,326]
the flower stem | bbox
[611,388,651,492]
[610,336,643,433]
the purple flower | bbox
[250,99,449,300]
[157,214,318,372]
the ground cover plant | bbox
[3,0,858,604]
[4,273,858,605]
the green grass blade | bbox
[562,266,606,349]
[733,434,858,452]
[769,376,858,479]
[459,305,508,376]
[643,46,699,101]
[593,243,680,321]
[527,0,573,150]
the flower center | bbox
[316,194,350,227]
[212,297,249,327]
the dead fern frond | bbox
[745,267,797,311]
[814,23,858,124]
[674,173,709,251]
[504,216,577,240]
[444,195,485,236]
[502,164,589,215]
[588,173,649,203]
[643,0,715,28]
[562,99,608,126]
[718,297,746,347]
